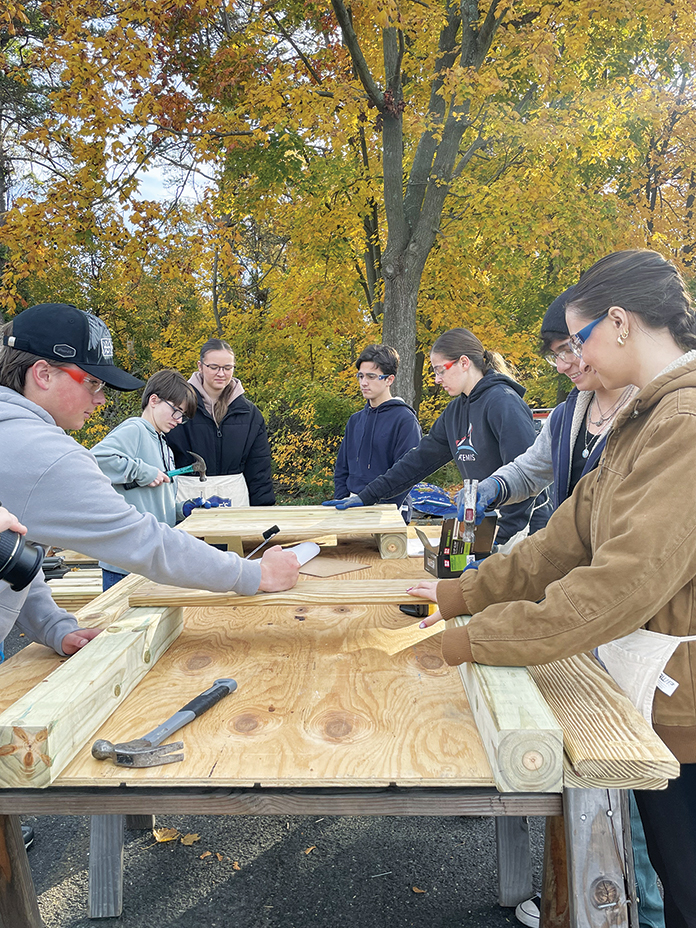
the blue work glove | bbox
[456,477,502,524]
[207,496,232,508]
[182,496,211,518]
[322,493,365,510]
[462,560,480,573]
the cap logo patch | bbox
[53,343,77,358]
[101,337,113,359]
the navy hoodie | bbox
[359,371,538,544]
[334,398,422,506]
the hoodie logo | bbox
[456,425,476,462]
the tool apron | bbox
[175,473,250,508]
[597,628,696,723]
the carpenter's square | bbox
[91,678,237,767]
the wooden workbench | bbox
[0,532,660,927]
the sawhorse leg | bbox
[542,789,635,928]
[496,815,532,907]
[0,815,42,928]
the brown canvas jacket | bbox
[436,352,696,762]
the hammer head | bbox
[189,452,207,482]
[92,738,184,767]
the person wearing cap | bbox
[0,303,300,665]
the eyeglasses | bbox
[356,372,390,382]
[431,358,458,377]
[569,311,609,358]
[201,362,234,373]
[162,400,189,423]
[56,367,106,395]
[544,345,577,367]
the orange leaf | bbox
[305,846,316,855]
[412,886,426,894]
[233,861,241,870]
[200,851,212,859]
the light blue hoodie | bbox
[92,417,180,574]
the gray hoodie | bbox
[0,388,262,654]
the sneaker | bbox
[21,825,34,850]
[515,893,541,928]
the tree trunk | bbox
[381,255,419,406]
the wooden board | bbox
[128,578,430,609]
[48,568,102,611]
[55,601,494,788]
[528,653,679,786]
[0,603,183,788]
[448,616,564,794]
[180,504,408,544]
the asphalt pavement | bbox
[5,629,544,928]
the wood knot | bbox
[233,715,259,733]
[186,655,212,671]
[417,654,444,671]
[522,750,544,771]
[324,715,353,739]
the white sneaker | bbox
[515,893,541,928]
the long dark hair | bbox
[199,338,236,423]
[431,328,512,377]
[567,250,696,351]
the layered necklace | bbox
[582,386,635,459]
[587,386,634,428]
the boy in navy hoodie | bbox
[333,345,421,517]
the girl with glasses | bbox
[166,338,275,509]
[92,369,197,589]
[327,328,547,551]
[412,250,696,928]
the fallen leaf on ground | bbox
[180,833,200,846]
[216,853,223,861]
[412,886,426,894]
[153,827,180,843]
[305,846,316,855]
[233,861,241,870]
[200,851,212,859]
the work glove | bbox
[462,560,480,573]
[455,477,502,524]
[322,493,365,510]
[182,496,231,518]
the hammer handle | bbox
[166,465,195,477]
[141,679,238,747]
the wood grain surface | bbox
[529,653,679,785]
[179,504,408,542]
[128,578,432,609]
[56,600,494,788]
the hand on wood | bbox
[61,627,102,655]
[406,580,438,603]
[258,545,300,592]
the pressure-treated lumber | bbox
[128,578,429,609]
[0,816,42,928]
[48,568,102,611]
[0,604,183,788]
[448,616,564,793]
[180,504,408,558]
[528,653,679,786]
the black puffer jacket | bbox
[166,393,275,506]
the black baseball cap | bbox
[540,285,576,339]
[2,303,145,391]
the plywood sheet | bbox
[180,504,408,542]
[56,601,493,788]
[299,557,370,578]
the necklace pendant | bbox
[582,448,589,459]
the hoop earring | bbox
[617,330,629,346]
